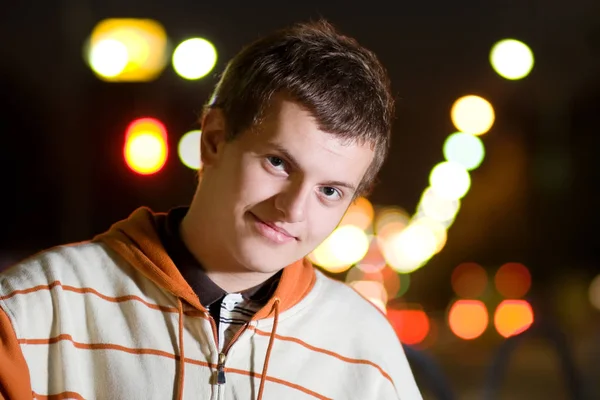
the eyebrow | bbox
[268,142,358,193]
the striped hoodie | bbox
[0,208,422,399]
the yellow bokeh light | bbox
[411,216,448,254]
[178,130,202,170]
[381,222,437,273]
[417,187,461,223]
[87,19,168,82]
[124,133,168,175]
[172,38,218,80]
[429,161,471,200]
[451,95,495,135]
[124,118,168,175]
[448,300,488,340]
[490,39,534,80]
[589,275,600,311]
[89,39,129,78]
[310,225,369,273]
[340,197,374,230]
[494,300,534,338]
[443,132,486,171]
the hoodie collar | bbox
[94,207,316,318]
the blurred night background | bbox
[1,1,599,399]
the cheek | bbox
[305,208,347,244]
[236,159,281,204]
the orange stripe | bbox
[250,328,393,385]
[0,281,210,322]
[18,334,213,369]
[0,281,178,313]
[223,367,331,400]
[32,391,85,399]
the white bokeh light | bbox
[172,38,218,80]
[490,39,534,80]
[178,130,202,170]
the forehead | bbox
[238,98,374,185]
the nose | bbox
[274,180,309,223]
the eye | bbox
[266,156,286,171]
[319,186,342,201]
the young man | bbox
[0,20,422,399]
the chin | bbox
[236,242,298,274]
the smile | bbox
[249,213,297,244]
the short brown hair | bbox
[206,20,394,195]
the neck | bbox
[180,203,277,293]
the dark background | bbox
[1,1,599,398]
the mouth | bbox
[249,212,298,243]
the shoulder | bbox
[308,270,423,399]
[312,270,397,339]
[0,241,120,295]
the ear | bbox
[200,108,227,167]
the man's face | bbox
[198,96,375,274]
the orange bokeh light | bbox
[451,262,488,298]
[494,299,534,338]
[387,308,430,345]
[448,299,488,340]
[495,262,531,298]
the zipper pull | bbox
[216,352,227,385]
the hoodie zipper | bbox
[209,314,251,385]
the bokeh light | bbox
[443,132,486,171]
[451,262,488,298]
[589,274,600,311]
[490,39,534,80]
[451,95,495,135]
[89,39,129,78]
[417,187,461,223]
[429,161,471,200]
[357,237,387,273]
[86,18,168,82]
[345,264,406,300]
[495,262,532,298]
[448,300,489,340]
[340,197,374,230]
[382,266,404,298]
[172,38,218,80]
[388,308,430,345]
[374,207,410,235]
[410,216,448,254]
[345,266,382,285]
[123,118,168,175]
[381,222,438,273]
[178,130,202,170]
[310,225,370,273]
[494,300,534,338]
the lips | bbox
[249,213,297,241]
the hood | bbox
[93,207,316,319]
